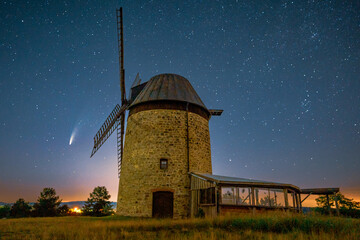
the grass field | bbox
[0,212,359,240]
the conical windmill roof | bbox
[130,73,208,111]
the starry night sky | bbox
[1,1,359,205]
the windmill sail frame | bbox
[91,7,128,179]
[90,104,128,157]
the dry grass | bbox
[0,212,359,239]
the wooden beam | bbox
[301,193,312,203]
[284,189,289,208]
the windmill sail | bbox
[116,7,126,178]
[117,113,124,177]
[117,8,126,105]
[91,8,129,178]
[91,104,128,157]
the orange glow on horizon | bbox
[70,207,82,214]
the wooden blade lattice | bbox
[90,104,127,157]
[116,7,126,178]
[116,113,125,178]
[90,8,128,179]
[117,8,126,105]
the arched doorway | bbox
[152,191,174,218]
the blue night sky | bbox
[0,0,359,205]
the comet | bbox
[69,128,78,145]
[69,133,74,145]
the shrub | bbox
[195,208,205,218]
[57,204,70,216]
[10,199,31,218]
[0,205,11,218]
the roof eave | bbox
[190,172,301,192]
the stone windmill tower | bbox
[90,8,222,219]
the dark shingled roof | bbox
[129,73,208,110]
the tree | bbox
[315,192,360,218]
[82,198,95,216]
[82,186,113,216]
[10,198,31,218]
[33,188,62,217]
[57,204,70,216]
[0,205,11,218]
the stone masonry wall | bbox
[117,108,212,219]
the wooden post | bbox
[190,190,195,218]
[292,192,295,209]
[284,189,289,209]
[236,187,239,205]
[326,194,331,216]
[251,187,256,214]
[334,194,340,216]
[255,188,259,206]
[295,193,300,212]
[215,185,219,217]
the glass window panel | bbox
[270,189,286,207]
[287,191,295,208]
[221,187,236,205]
[237,187,252,205]
[255,188,270,207]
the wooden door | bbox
[152,191,174,218]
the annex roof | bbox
[130,73,208,111]
[300,188,339,195]
[190,172,300,191]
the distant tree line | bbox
[0,186,113,218]
[315,193,360,218]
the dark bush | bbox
[57,204,70,216]
[195,208,205,218]
[0,205,11,218]
[10,199,31,218]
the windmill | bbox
[90,8,137,178]
[90,7,223,219]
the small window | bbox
[160,158,168,170]
[200,187,215,204]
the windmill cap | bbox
[129,73,209,111]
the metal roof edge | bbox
[190,172,301,191]
[300,188,340,195]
